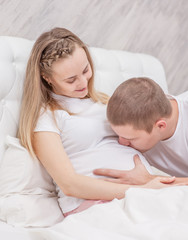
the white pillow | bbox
[0,136,64,227]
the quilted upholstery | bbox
[0,36,167,163]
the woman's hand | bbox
[93,154,155,185]
[141,176,176,189]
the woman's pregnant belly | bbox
[57,139,153,213]
[69,140,153,177]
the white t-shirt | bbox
[144,91,188,177]
[35,94,152,213]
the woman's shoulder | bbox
[39,107,69,119]
[38,107,69,125]
[35,107,70,134]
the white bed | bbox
[0,36,188,240]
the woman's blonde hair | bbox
[18,27,108,157]
[107,77,172,133]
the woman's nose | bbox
[77,75,87,87]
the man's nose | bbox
[118,137,130,146]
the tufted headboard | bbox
[0,36,167,163]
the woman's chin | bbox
[77,89,88,98]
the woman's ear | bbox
[42,75,52,85]
[42,75,48,81]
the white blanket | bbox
[26,186,188,240]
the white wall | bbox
[0,0,187,95]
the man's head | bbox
[107,77,172,152]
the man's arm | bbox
[93,154,188,185]
[173,177,188,185]
[94,155,157,185]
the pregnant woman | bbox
[18,27,175,217]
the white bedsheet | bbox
[2,186,188,240]
[0,221,32,240]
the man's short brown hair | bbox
[107,77,172,133]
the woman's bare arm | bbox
[33,132,176,201]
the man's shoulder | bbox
[176,91,188,102]
[175,91,188,120]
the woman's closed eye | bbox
[66,78,76,84]
[66,65,89,84]
[83,67,88,74]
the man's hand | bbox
[93,154,155,185]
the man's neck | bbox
[162,99,179,141]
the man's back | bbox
[144,92,188,177]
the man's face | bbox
[111,124,161,153]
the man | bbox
[94,77,188,184]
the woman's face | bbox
[49,46,92,98]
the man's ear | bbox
[155,119,167,130]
